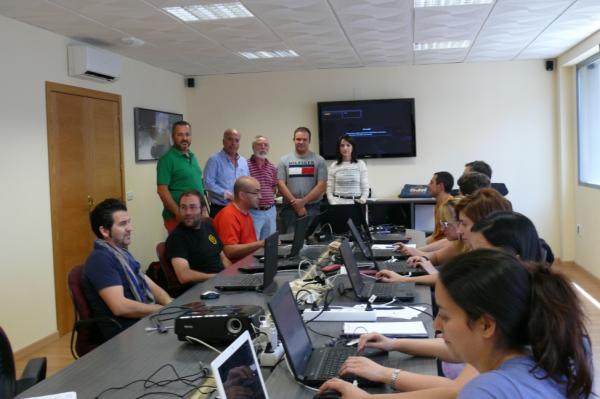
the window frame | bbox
[576,52,600,189]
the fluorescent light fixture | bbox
[414,0,493,7]
[163,7,199,22]
[239,50,299,59]
[413,40,471,51]
[164,2,254,22]
[572,282,600,310]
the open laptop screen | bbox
[289,216,309,257]
[211,331,269,399]
[339,239,366,294]
[268,282,313,379]
[347,218,373,259]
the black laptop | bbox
[213,232,278,292]
[347,219,427,276]
[339,239,416,302]
[244,217,309,273]
[347,218,398,259]
[268,283,363,387]
[355,203,409,244]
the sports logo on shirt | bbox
[208,234,217,245]
[288,161,315,178]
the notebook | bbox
[267,283,362,387]
[254,216,308,259]
[347,219,427,277]
[347,216,399,258]
[355,202,409,244]
[339,239,416,302]
[244,217,309,273]
[210,331,269,399]
[213,232,278,292]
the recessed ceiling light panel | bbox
[414,0,493,7]
[164,2,254,22]
[413,40,471,51]
[238,50,299,59]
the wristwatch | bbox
[390,368,401,390]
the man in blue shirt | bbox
[82,198,172,340]
[204,128,249,217]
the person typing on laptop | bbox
[213,176,265,262]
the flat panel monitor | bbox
[318,99,416,159]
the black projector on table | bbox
[175,304,264,344]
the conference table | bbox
[18,230,437,399]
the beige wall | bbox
[558,31,600,277]
[186,61,559,255]
[0,14,185,350]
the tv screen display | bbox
[318,99,416,159]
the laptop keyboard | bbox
[218,274,263,287]
[317,347,356,378]
[370,283,396,298]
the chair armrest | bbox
[75,317,122,330]
[21,357,47,382]
[16,357,47,393]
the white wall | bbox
[186,61,559,254]
[558,31,600,278]
[0,14,185,351]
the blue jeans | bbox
[249,206,277,239]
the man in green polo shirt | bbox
[157,121,205,232]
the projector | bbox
[175,304,264,344]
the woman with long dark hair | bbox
[326,135,369,205]
[318,249,593,398]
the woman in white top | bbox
[326,135,369,205]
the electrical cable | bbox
[185,335,222,354]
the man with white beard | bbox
[247,135,278,239]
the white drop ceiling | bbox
[1,0,600,76]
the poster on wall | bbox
[134,107,183,162]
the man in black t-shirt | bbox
[166,190,232,287]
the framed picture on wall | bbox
[134,107,183,162]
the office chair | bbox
[0,326,47,398]
[156,242,186,298]
[67,265,121,359]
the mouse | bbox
[313,390,341,399]
[200,290,220,300]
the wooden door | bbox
[46,82,123,335]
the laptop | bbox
[355,203,409,244]
[268,283,368,387]
[214,232,278,292]
[339,239,416,302]
[346,218,399,259]
[211,331,269,399]
[347,219,427,277]
[245,217,309,273]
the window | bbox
[577,54,600,188]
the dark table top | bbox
[18,237,435,399]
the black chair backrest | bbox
[0,326,17,399]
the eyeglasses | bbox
[244,190,261,196]
[440,220,458,229]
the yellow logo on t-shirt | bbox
[208,234,217,245]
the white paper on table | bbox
[343,321,427,337]
[25,393,77,399]
[351,304,426,319]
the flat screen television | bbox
[317,99,416,159]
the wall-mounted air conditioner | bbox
[67,45,121,82]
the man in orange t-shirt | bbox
[213,176,265,262]
[427,171,454,244]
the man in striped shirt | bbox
[248,135,278,239]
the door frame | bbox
[45,81,125,335]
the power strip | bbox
[259,343,284,366]
[302,308,377,322]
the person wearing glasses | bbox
[166,190,231,289]
[213,176,265,262]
